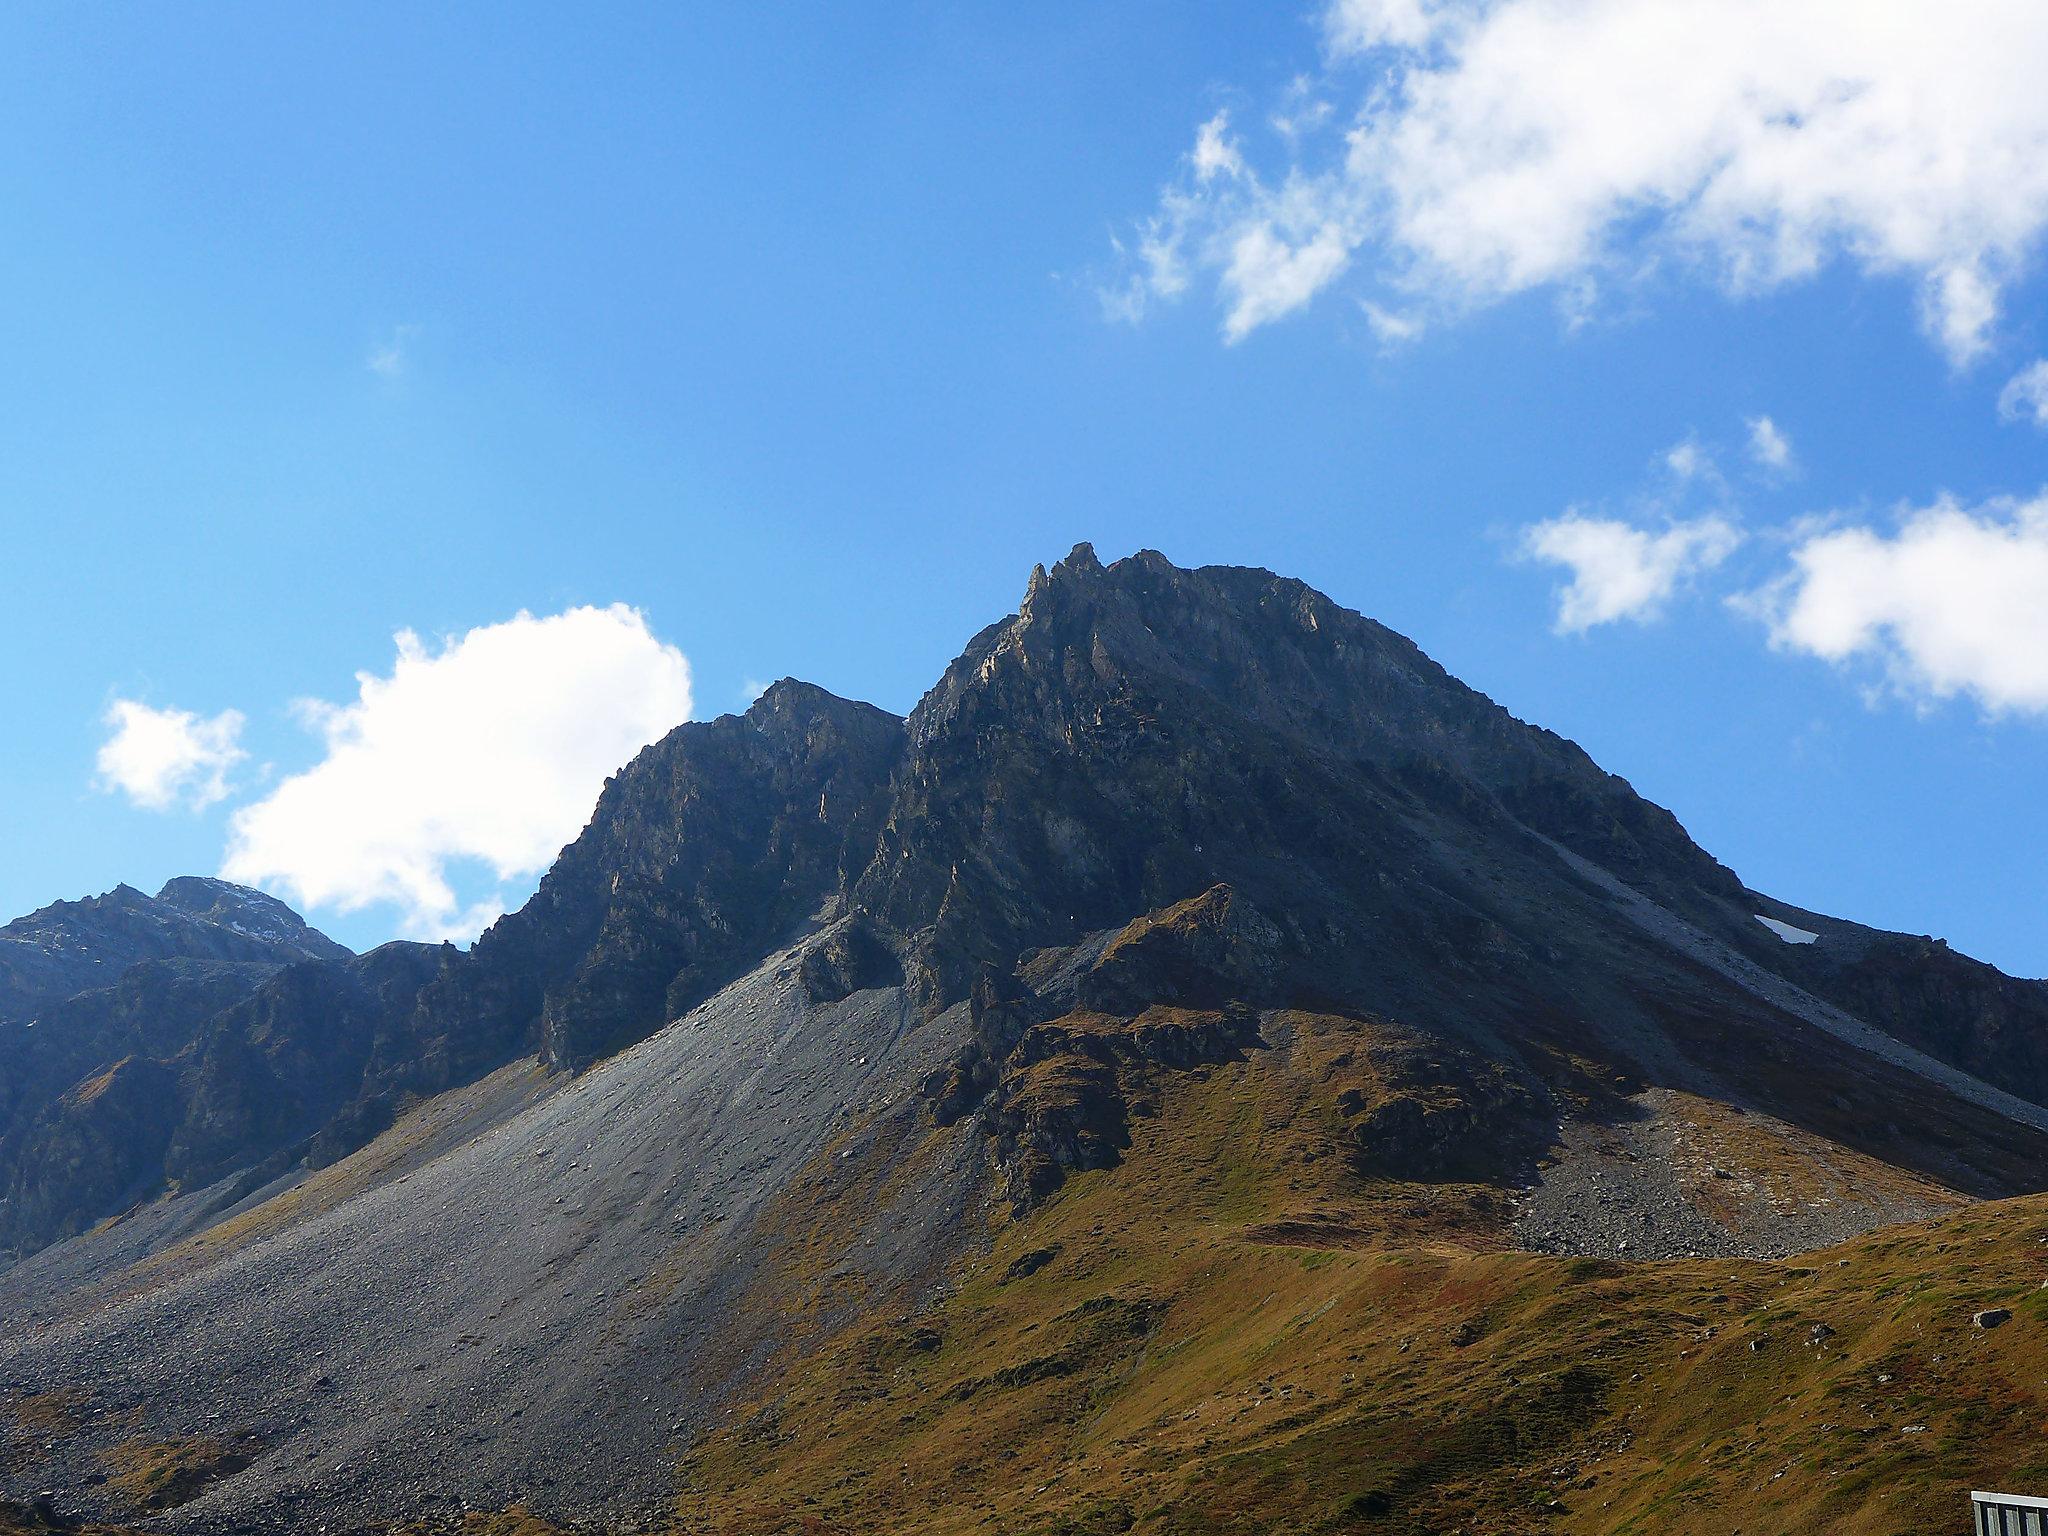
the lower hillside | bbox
[6,993,2048,1534]
[7,885,2048,1535]
[653,1033,2048,1536]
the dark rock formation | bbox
[1778,929,2048,1107]
[2,1054,180,1252]
[982,1001,1266,1211]
[0,885,375,1257]
[392,679,902,1081]
[797,917,902,1005]
[0,943,440,1258]
[1077,886,1288,1014]
[150,878,351,963]
[0,879,346,1026]
[163,943,444,1191]
[1320,1023,1551,1184]
[854,544,1752,1017]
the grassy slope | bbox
[666,1026,2048,1536]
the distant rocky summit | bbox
[0,877,346,1026]
[0,880,444,1260]
[5,546,2048,1534]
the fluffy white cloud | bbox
[222,605,692,942]
[1116,0,2048,362]
[1747,493,2048,713]
[1746,415,1794,471]
[1325,0,1448,53]
[1998,360,2048,427]
[95,700,246,811]
[1522,512,1742,632]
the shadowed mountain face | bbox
[0,878,347,1027]
[0,883,448,1261]
[5,546,2048,1534]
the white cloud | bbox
[1664,439,1711,481]
[95,700,246,811]
[1745,492,2048,713]
[1325,0,1449,54]
[1522,511,1742,632]
[1221,221,1352,342]
[367,324,419,378]
[1192,112,1245,183]
[222,605,692,942]
[1115,0,2048,364]
[1360,299,1424,345]
[1746,415,1794,471]
[1998,360,2048,427]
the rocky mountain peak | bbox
[1019,540,1105,611]
[743,677,901,742]
[0,878,348,1026]
[153,877,352,961]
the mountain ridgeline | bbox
[352,542,2048,1109]
[6,545,2048,1535]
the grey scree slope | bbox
[0,927,978,1532]
[1550,841,2048,1135]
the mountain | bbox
[0,883,452,1262]
[0,878,347,1026]
[4,546,2048,1535]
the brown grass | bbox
[100,1434,254,1511]
[657,1024,2047,1536]
[4,1388,90,1437]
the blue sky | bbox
[4,2,2047,973]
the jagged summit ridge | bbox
[381,542,2048,1110]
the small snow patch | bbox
[1756,914,1819,945]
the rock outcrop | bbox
[392,679,902,1082]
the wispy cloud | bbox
[367,323,420,379]
[1998,360,2048,428]
[1664,439,1714,482]
[1746,415,1794,472]
[1192,112,1246,183]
